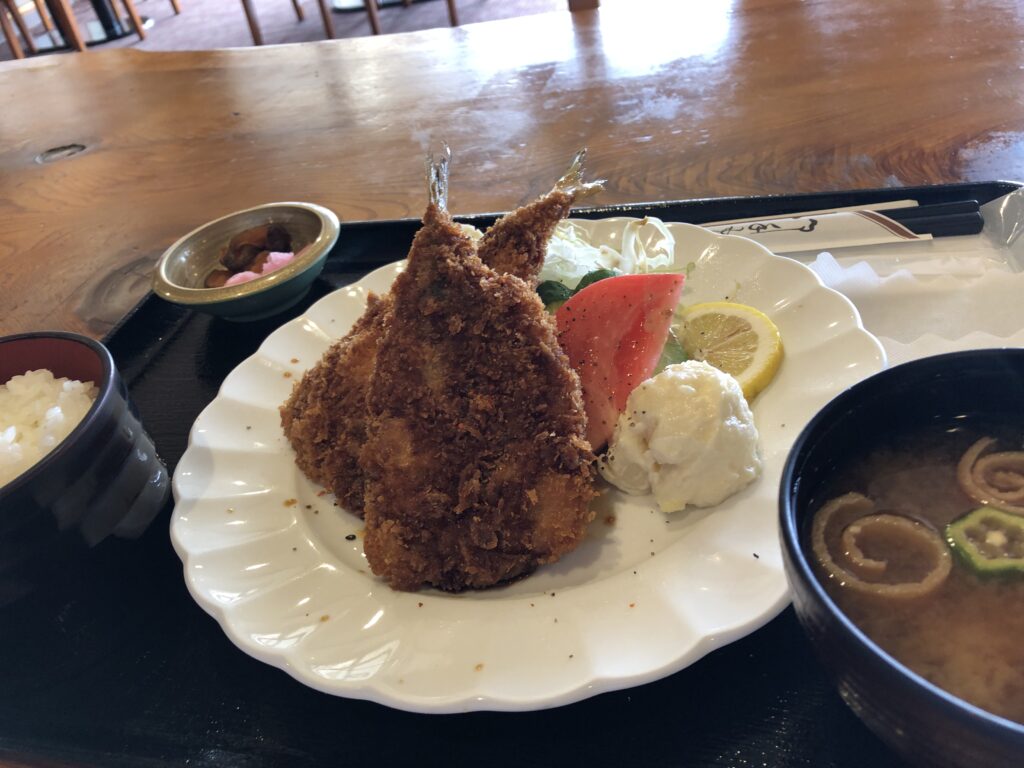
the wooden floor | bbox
[0,0,564,61]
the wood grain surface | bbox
[2,0,1024,339]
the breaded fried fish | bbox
[359,149,596,591]
[279,293,389,512]
[281,150,600,516]
[476,149,601,284]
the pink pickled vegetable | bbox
[222,251,295,286]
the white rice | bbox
[0,369,99,488]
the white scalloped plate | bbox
[170,219,886,713]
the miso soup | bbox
[811,424,1024,724]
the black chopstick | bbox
[881,200,983,237]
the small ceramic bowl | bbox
[152,202,340,321]
[780,349,1024,768]
[0,332,169,605]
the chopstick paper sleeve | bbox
[704,211,931,253]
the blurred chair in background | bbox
[0,0,179,57]
[364,0,458,35]
[240,0,337,44]
[239,0,458,44]
[1,0,38,57]
[113,0,182,41]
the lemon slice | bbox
[678,301,783,400]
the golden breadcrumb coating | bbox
[476,189,576,285]
[359,203,595,591]
[280,293,390,513]
[282,183,586,516]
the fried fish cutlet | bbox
[360,151,596,592]
[476,148,602,285]
[281,151,601,516]
[279,293,389,511]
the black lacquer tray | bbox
[3,182,1016,768]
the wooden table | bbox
[1,0,1022,340]
[2,5,1023,767]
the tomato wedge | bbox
[555,273,685,450]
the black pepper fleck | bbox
[345,534,357,541]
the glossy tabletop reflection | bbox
[3,0,1024,337]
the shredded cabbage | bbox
[620,217,678,274]
[458,223,484,241]
[539,222,621,288]
[541,217,684,286]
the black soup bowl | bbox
[780,349,1024,768]
[0,332,169,605]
